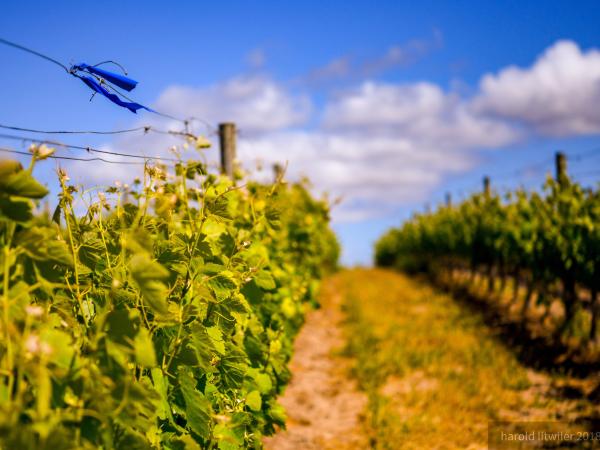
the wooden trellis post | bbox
[555,151,567,186]
[219,122,236,177]
[483,176,491,197]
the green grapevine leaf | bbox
[178,368,212,440]
[129,254,170,316]
[245,390,262,411]
[0,163,48,198]
[134,328,157,367]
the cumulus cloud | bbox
[238,80,515,221]
[323,81,518,149]
[153,75,312,134]
[237,129,478,222]
[473,40,600,136]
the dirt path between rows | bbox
[263,277,369,450]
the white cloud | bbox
[153,75,312,134]
[238,129,477,222]
[323,81,518,148]
[473,40,600,136]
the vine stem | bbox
[2,244,14,396]
[60,179,88,326]
[164,309,184,373]
[96,212,113,272]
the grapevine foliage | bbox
[375,176,600,341]
[0,150,338,449]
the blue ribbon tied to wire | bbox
[69,63,153,114]
[0,37,185,120]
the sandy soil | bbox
[263,278,369,450]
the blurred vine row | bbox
[376,175,600,351]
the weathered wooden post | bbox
[554,151,577,334]
[482,176,492,290]
[555,151,567,186]
[483,176,491,197]
[219,122,236,177]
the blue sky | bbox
[1,1,600,265]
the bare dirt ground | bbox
[263,278,369,450]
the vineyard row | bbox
[0,143,338,449]
[376,155,600,356]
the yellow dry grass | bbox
[335,268,597,449]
